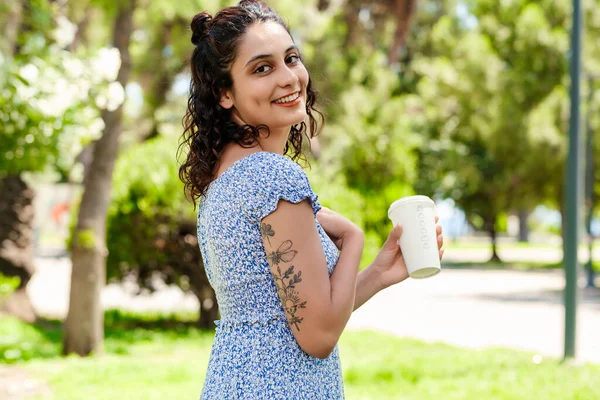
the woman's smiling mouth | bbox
[273,91,301,106]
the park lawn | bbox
[1,312,599,400]
[445,238,600,252]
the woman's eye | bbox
[254,64,272,74]
[287,55,300,64]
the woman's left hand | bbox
[371,217,444,290]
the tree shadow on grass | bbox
[435,286,600,310]
[441,260,565,271]
[0,309,214,364]
[463,286,600,309]
[442,260,600,274]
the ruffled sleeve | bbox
[244,152,321,223]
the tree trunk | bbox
[12,0,32,55]
[518,209,529,243]
[0,174,36,322]
[173,221,219,329]
[194,284,219,329]
[1,0,24,57]
[388,0,417,66]
[484,216,501,262]
[316,0,330,11]
[342,0,362,49]
[142,21,178,142]
[63,1,136,357]
[69,5,93,51]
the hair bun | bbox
[191,12,212,45]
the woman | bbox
[178,1,444,398]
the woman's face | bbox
[220,21,309,133]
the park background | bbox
[1,0,600,398]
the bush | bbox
[106,136,217,327]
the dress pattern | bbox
[197,151,343,399]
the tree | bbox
[63,0,137,357]
[0,0,24,57]
[0,0,104,321]
[413,1,569,259]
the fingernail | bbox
[396,239,401,246]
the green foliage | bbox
[414,0,571,233]
[0,316,59,363]
[306,163,383,268]
[316,51,419,243]
[0,273,20,300]
[110,136,189,220]
[0,3,126,181]
[73,229,97,250]
[0,50,101,179]
[107,135,194,286]
[0,310,205,364]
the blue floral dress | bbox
[197,151,344,399]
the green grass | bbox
[1,311,599,399]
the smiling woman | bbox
[179,0,322,205]
[218,22,310,136]
[178,1,443,399]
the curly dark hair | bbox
[178,0,323,207]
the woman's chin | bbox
[284,111,309,127]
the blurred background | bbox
[1,0,600,399]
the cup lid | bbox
[388,195,435,217]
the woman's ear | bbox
[219,90,234,109]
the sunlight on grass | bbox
[1,313,599,399]
[340,332,600,399]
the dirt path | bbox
[0,365,52,399]
[347,269,600,364]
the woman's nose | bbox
[277,65,298,88]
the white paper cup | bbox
[387,195,441,279]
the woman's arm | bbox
[261,199,364,359]
[351,221,444,311]
[353,265,384,311]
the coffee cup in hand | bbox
[387,195,441,279]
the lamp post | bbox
[564,0,583,360]
[585,76,596,289]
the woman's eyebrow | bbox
[244,45,298,67]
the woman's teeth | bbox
[274,92,299,104]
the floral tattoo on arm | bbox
[261,223,307,331]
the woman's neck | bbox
[257,126,290,155]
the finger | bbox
[436,224,442,236]
[439,248,444,260]
[384,224,403,250]
[316,211,330,223]
[435,216,439,223]
[437,234,443,249]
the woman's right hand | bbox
[316,206,364,250]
